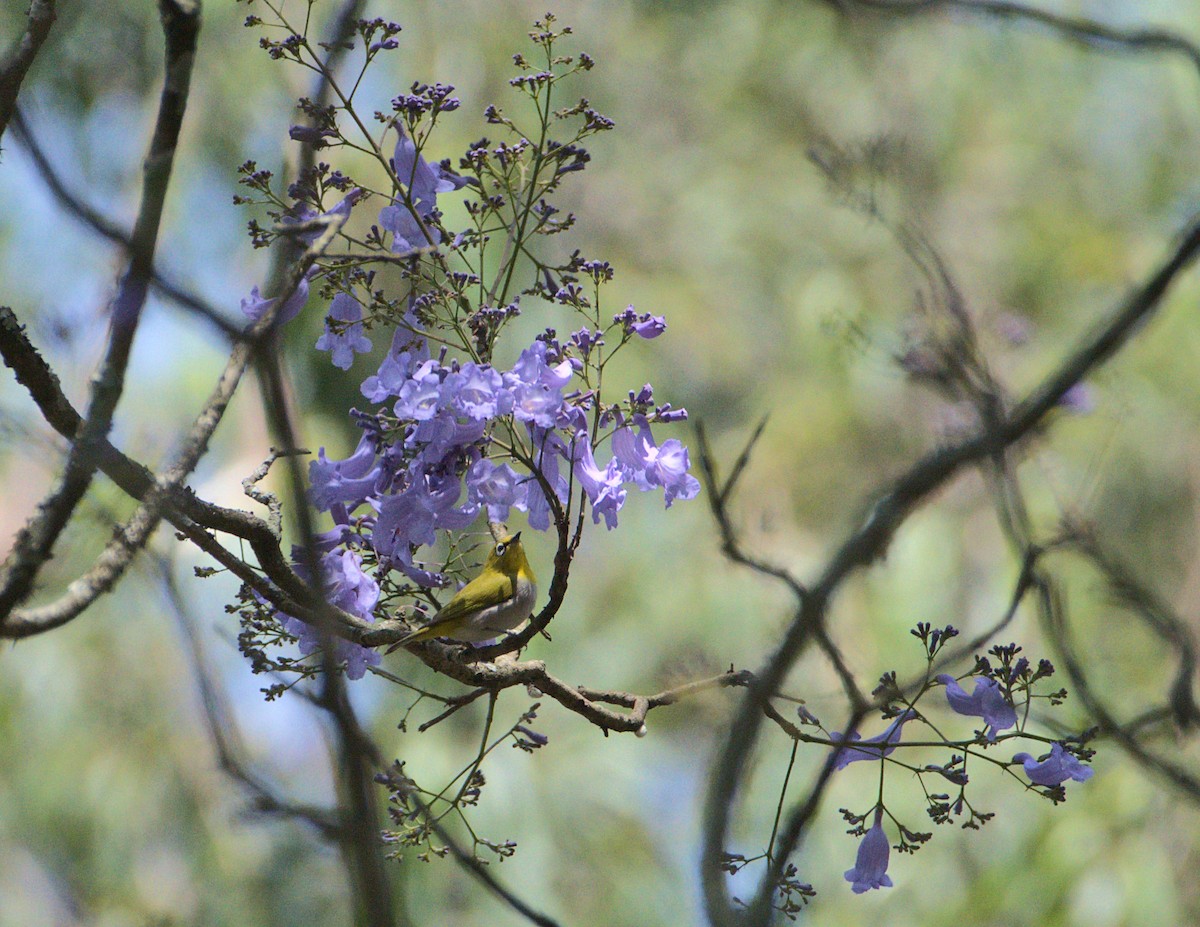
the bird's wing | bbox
[395,572,515,645]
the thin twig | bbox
[820,0,1200,84]
[8,109,242,338]
[700,213,1200,925]
[157,550,343,839]
[0,0,56,140]
[0,0,200,629]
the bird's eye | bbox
[495,543,507,556]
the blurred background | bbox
[3,0,1200,924]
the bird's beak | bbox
[513,531,522,542]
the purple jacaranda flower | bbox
[572,438,627,530]
[385,543,446,588]
[448,363,512,420]
[507,340,574,390]
[520,431,570,531]
[288,124,337,146]
[511,382,563,428]
[379,129,468,253]
[280,188,362,243]
[372,472,478,558]
[309,431,381,512]
[936,674,1017,742]
[306,504,356,553]
[240,270,312,327]
[372,482,439,555]
[316,292,374,370]
[844,812,893,894]
[330,548,380,617]
[1012,743,1095,787]
[514,725,549,747]
[408,412,487,467]
[614,306,668,339]
[379,201,433,254]
[394,358,447,421]
[612,416,700,507]
[830,710,917,771]
[390,127,469,208]
[278,549,381,680]
[630,314,666,339]
[361,331,429,403]
[465,458,526,522]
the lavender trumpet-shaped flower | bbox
[844,810,893,894]
[936,674,1017,741]
[830,710,917,770]
[1012,743,1095,787]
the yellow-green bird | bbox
[390,533,537,648]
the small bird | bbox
[388,533,537,649]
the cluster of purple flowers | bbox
[831,673,1093,894]
[277,548,382,680]
[311,329,699,569]
[243,120,699,675]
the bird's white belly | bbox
[456,577,537,642]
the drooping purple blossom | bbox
[614,306,667,339]
[379,201,433,254]
[240,270,312,327]
[936,674,1017,741]
[612,416,700,507]
[465,458,526,522]
[408,411,486,466]
[309,431,381,512]
[510,381,564,427]
[361,331,430,402]
[373,471,478,558]
[379,129,469,254]
[522,431,570,531]
[316,292,374,369]
[571,438,627,530]
[390,127,469,207]
[508,339,574,390]
[844,812,893,894]
[281,187,363,243]
[278,549,381,680]
[1012,743,1095,786]
[394,358,448,421]
[631,314,666,339]
[450,363,512,420]
[288,124,337,146]
[830,710,917,771]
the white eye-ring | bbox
[496,543,507,556]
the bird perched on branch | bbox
[388,532,537,648]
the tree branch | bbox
[700,213,1200,925]
[0,0,56,141]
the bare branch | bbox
[695,421,807,601]
[9,109,242,338]
[820,0,1200,83]
[159,551,344,839]
[379,777,563,927]
[0,0,56,141]
[700,213,1200,925]
[0,0,200,629]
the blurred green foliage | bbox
[3,1,1200,925]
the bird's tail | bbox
[384,624,439,653]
